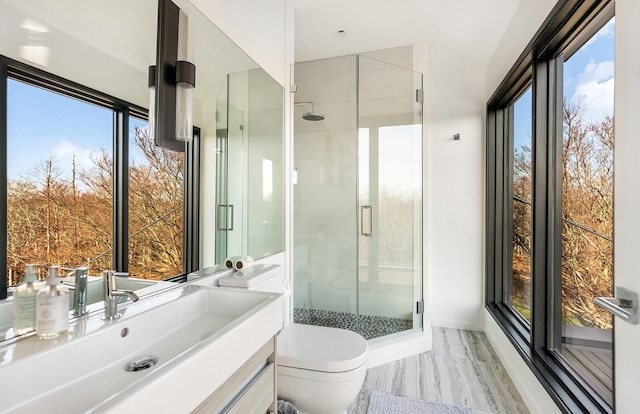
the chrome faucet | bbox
[103,270,139,320]
[73,267,89,316]
[62,266,89,316]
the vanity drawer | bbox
[226,362,275,414]
[193,337,276,413]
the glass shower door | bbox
[357,56,423,340]
[292,55,359,331]
[215,92,229,264]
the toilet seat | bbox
[277,364,365,383]
[277,323,368,373]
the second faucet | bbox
[103,270,139,320]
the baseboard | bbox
[429,318,482,331]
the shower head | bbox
[302,111,325,121]
[295,101,325,121]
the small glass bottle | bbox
[12,264,45,335]
[36,266,70,339]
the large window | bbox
[559,18,614,405]
[486,1,614,413]
[6,79,114,284]
[1,57,199,297]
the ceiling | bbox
[292,0,524,64]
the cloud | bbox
[570,59,614,124]
[52,140,97,173]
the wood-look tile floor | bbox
[348,327,530,414]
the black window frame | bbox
[0,55,199,298]
[486,1,614,413]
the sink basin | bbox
[0,285,282,413]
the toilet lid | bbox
[277,323,368,373]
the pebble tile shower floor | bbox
[293,308,413,340]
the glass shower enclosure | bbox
[293,52,423,341]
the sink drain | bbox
[126,355,157,372]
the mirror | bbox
[0,0,284,341]
[214,70,285,264]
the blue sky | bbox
[7,80,148,183]
[513,18,615,152]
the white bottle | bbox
[36,266,70,339]
[12,264,44,335]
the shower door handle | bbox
[216,204,234,231]
[216,204,226,230]
[360,205,373,237]
[228,204,234,231]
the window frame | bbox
[485,1,614,413]
[0,55,199,297]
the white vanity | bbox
[0,281,283,413]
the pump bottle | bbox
[36,266,70,339]
[12,264,44,335]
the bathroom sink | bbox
[0,285,283,413]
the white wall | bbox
[486,0,557,94]
[422,44,487,330]
[189,0,288,87]
[613,0,640,411]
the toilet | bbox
[277,323,368,414]
[216,265,368,414]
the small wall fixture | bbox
[152,0,196,151]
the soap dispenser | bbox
[36,266,70,339]
[12,264,44,335]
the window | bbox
[558,19,614,405]
[128,117,185,280]
[1,57,199,298]
[510,87,532,322]
[6,79,114,283]
[486,1,614,412]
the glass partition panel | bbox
[293,55,359,330]
[358,55,423,339]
